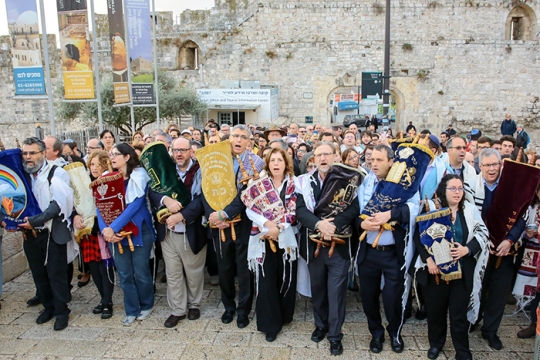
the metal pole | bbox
[89,0,104,133]
[38,0,55,136]
[152,0,160,129]
[382,0,391,117]
[357,85,360,115]
[122,0,136,134]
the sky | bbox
[0,0,215,43]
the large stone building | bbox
[0,0,539,145]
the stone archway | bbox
[389,86,406,132]
[505,5,538,40]
[177,40,201,70]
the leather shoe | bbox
[265,332,277,342]
[427,347,440,359]
[369,335,384,353]
[188,308,200,320]
[311,327,328,342]
[101,304,113,320]
[391,336,404,353]
[221,310,235,324]
[54,315,69,331]
[92,303,104,314]
[237,314,249,328]
[27,296,41,307]
[36,310,54,324]
[164,314,186,328]
[329,340,343,356]
[415,305,427,320]
[482,333,503,350]
[517,323,536,339]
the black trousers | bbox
[421,275,472,360]
[256,240,297,334]
[88,261,115,305]
[213,236,254,316]
[206,238,219,277]
[479,255,514,336]
[23,230,70,317]
[308,246,349,341]
[358,247,404,338]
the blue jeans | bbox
[110,224,155,316]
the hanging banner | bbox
[5,0,46,95]
[56,0,95,99]
[126,0,154,105]
[107,0,130,104]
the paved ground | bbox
[0,270,536,359]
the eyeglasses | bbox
[449,146,467,151]
[314,152,333,158]
[446,187,464,192]
[307,164,317,170]
[109,152,123,158]
[481,162,500,168]
[231,134,249,140]
[22,151,40,156]
[297,149,307,154]
[172,148,190,154]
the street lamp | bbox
[382,0,391,117]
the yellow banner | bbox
[196,140,237,211]
[63,72,94,99]
[114,82,130,104]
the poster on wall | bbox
[5,0,46,95]
[125,0,154,104]
[107,0,130,104]
[56,0,95,99]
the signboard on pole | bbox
[361,72,382,99]
[126,0,154,105]
[5,0,46,95]
[107,0,130,104]
[56,0,95,99]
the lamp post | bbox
[382,0,391,117]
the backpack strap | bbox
[47,165,58,186]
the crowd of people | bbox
[0,113,538,359]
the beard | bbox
[23,157,45,174]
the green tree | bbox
[55,71,207,135]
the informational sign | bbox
[56,0,95,99]
[126,0,154,104]
[107,0,130,104]
[5,0,46,95]
[362,72,382,99]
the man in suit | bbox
[295,141,360,356]
[356,144,417,354]
[148,137,208,328]
[16,137,74,331]
[201,125,264,329]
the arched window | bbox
[505,5,538,40]
[177,40,201,70]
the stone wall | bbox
[2,231,27,284]
[0,0,539,142]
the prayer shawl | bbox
[356,170,421,337]
[413,201,489,323]
[512,204,540,318]
[295,172,318,297]
[244,174,297,297]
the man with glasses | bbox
[202,125,264,329]
[442,136,476,183]
[464,149,525,350]
[15,137,74,331]
[84,138,104,163]
[149,137,207,328]
[295,142,360,356]
[475,137,493,174]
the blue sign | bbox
[13,68,46,95]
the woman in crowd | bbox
[79,150,115,319]
[305,155,316,173]
[192,129,202,143]
[132,131,144,145]
[100,130,116,152]
[414,174,489,360]
[296,143,310,163]
[244,148,298,342]
[342,148,360,169]
[514,183,540,339]
[257,136,268,151]
[97,143,155,326]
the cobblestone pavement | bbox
[0,270,535,359]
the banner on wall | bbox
[56,0,95,99]
[107,0,130,104]
[125,0,154,105]
[5,0,46,95]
